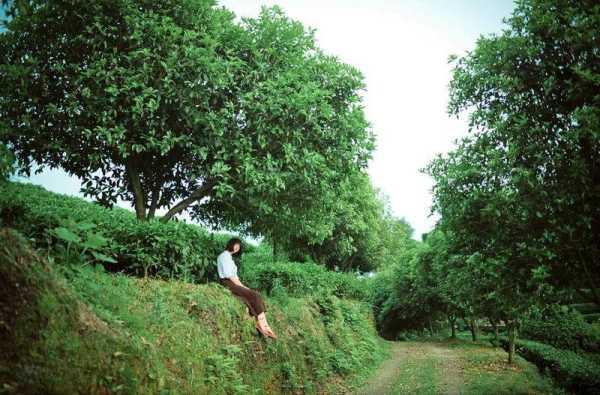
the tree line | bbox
[374,0,599,364]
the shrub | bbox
[499,337,600,395]
[0,181,252,283]
[239,251,371,301]
[521,304,600,353]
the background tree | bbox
[447,0,600,303]
[420,230,464,339]
[426,135,555,363]
[0,143,15,182]
[274,171,388,272]
[0,2,374,242]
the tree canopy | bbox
[275,172,411,272]
[374,0,600,364]
[0,1,375,243]
[441,0,600,303]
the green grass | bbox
[365,337,566,395]
[391,352,440,394]
[0,227,388,394]
[449,339,566,395]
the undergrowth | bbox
[0,227,388,394]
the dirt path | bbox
[352,338,561,395]
[353,341,464,395]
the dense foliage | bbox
[0,0,375,254]
[240,246,371,301]
[0,227,387,394]
[274,172,415,272]
[520,305,600,353]
[438,0,600,303]
[0,181,245,282]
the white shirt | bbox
[217,250,238,279]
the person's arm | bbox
[221,251,249,288]
[228,275,249,289]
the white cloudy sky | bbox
[11,0,515,239]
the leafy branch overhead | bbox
[0,1,375,239]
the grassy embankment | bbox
[0,181,388,394]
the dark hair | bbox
[225,237,243,257]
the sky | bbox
[8,0,516,239]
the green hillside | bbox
[0,225,387,394]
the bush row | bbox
[499,337,600,395]
[239,249,372,301]
[0,181,249,282]
[520,305,600,353]
[0,181,372,299]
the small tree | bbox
[277,171,389,272]
[427,137,553,363]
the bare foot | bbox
[256,323,277,339]
[256,315,277,339]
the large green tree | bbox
[0,1,374,239]
[445,0,600,302]
[418,0,600,362]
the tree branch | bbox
[125,157,146,220]
[148,186,161,219]
[159,179,217,223]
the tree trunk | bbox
[125,158,146,220]
[507,322,516,365]
[341,254,357,271]
[160,179,216,223]
[449,316,456,338]
[469,319,478,341]
[147,187,161,219]
[579,250,600,305]
[428,317,434,336]
[490,318,498,340]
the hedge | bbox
[0,181,369,299]
[499,337,600,395]
[240,249,371,301]
[521,305,600,353]
[0,181,252,282]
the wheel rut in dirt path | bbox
[352,341,463,395]
[352,338,564,395]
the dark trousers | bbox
[220,278,266,317]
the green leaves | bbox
[52,226,81,244]
[91,251,117,263]
[47,218,117,266]
[420,0,600,347]
[84,232,109,250]
[0,0,374,238]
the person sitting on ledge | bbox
[217,238,277,339]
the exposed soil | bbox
[353,341,464,395]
